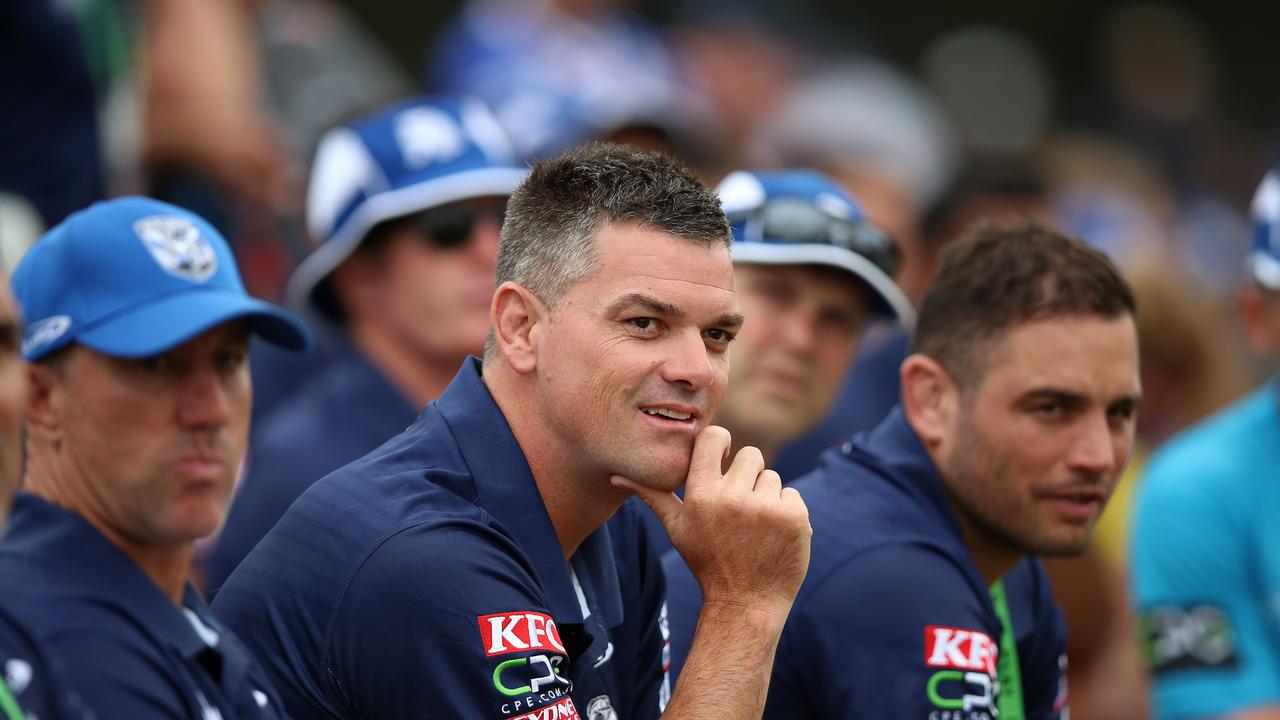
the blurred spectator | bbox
[1130,168,1280,719]
[205,97,526,591]
[752,58,960,304]
[428,0,706,161]
[922,24,1053,159]
[0,0,104,232]
[256,0,411,161]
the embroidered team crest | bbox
[586,695,618,720]
[133,215,218,282]
[395,107,466,169]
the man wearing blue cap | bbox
[1130,170,1280,720]
[666,219,1141,719]
[206,96,527,589]
[0,196,310,718]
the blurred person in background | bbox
[710,169,912,464]
[0,197,309,717]
[428,0,708,162]
[1130,168,1280,720]
[0,0,103,232]
[205,96,526,590]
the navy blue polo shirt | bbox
[0,600,88,719]
[0,494,284,719]
[664,408,1068,720]
[207,340,418,590]
[211,357,670,720]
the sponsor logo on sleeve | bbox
[1140,603,1239,674]
[479,611,567,657]
[508,696,581,720]
[924,626,999,720]
[925,626,998,675]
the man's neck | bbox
[950,511,1023,588]
[482,362,628,559]
[349,323,460,409]
[25,457,193,605]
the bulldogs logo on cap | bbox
[133,215,218,282]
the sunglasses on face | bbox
[416,199,508,249]
[740,197,900,277]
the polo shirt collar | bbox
[854,407,1003,596]
[4,494,254,681]
[434,357,623,628]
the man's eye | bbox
[704,328,735,344]
[215,349,247,371]
[1108,404,1136,423]
[1033,403,1063,418]
[137,355,167,372]
[629,318,658,332]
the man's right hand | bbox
[614,424,812,615]
[614,425,812,719]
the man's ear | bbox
[900,353,957,451]
[25,361,63,443]
[491,281,547,375]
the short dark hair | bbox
[496,142,730,308]
[910,219,1136,388]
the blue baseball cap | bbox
[12,196,311,361]
[1250,169,1280,289]
[287,96,528,310]
[716,169,915,325]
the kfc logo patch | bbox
[509,696,580,720]
[925,626,998,676]
[479,612,566,657]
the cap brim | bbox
[77,289,312,358]
[731,242,916,327]
[287,166,529,312]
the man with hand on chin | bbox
[213,143,812,720]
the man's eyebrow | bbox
[605,293,745,330]
[715,312,745,330]
[1017,388,1088,406]
[605,293,686,319]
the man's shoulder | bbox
[796,541,987,625]
[793,452,967,578]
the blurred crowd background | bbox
[4,1,1280,718]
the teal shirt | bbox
[1131,383,1280,718]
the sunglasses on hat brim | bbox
[737,197,899,277]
